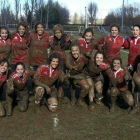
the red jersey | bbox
[97,35,128,64]
[65,53,88,75]
[124,36,140,66]
[29,32,50,66]
[111,68,128,91]
[77,38,101,55]
[10,71,29,90]
[49,36,70,63]
[0,73,6,87]
[34,65,64,87]
[84,59,110,78]
[0,37,11,61]
[10,33,30,65]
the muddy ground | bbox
[0,96,140,140]
[1,29,139,140]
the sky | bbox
[10,0,140,19]
[53,0,140,19]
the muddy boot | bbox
[110,96,117,112]
[95,95,104,106]
[77,98,88,109]
[62,97,70,104]
[71,97,77,106]
[57,97,63,109]
[6,94,13,116]
[29,94,35,102]
[129,92,140,114]
[70,88,76,106]
[0,102,5,117]
[129,105,140,114]
[88,102,95,111]
[34,103,42,115]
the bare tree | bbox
[88,2,98,25]
[104,3,140,26]
[72,12,79,24]
[79,13,84,24]
[23,0,30,19]
[15,0,20,23]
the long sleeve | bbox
[65,53,73,70]
[123,39,129,49]
[33,71,49,89]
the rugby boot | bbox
[62,97,70,104]
[129,92,140,114]
[6,94,13,116]
[77,98,88,109]
[70,87,76,106]
[34,103,42,115]
[88,102,95,111]
[129,106,140,114]
[57,97,62,109]
[0,102,5,117]
[95,95,104,106]
[29,95,35,102]
[71,97,77,106]
[110,96,117,112]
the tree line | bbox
[0,0,140,29]
[0,0,70,28]
[104,3,140,26]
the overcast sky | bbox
[10,0,140,19]
[53,0,140,19]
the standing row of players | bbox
[0,21,140,117]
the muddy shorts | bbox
[70,73,87,85]
[86,74,103,84]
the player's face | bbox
[71,46,80,59]
[18,25,26,36]
[84,32,93,43]
[132,26,140,38]
[113,60,121,71]
[37,24,44,35]
[111,27,119,37]
[0,29,8,40]
[0,62,8,74]
[95,54,103,65]
[16,65,25,76]
[50,58,59,69]
[55,30,62,39]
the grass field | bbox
[1,30,140,140]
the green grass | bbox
[0,30,135,140]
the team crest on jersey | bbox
[14,36,18,40]
[43,72,48,75]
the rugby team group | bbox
[0,21,140,117]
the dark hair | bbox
[15,62,25,70]
[132,24,140,30]
[82,28,94,38]
[17,21,30,42]
[53,34,67,49]
[0,58,9,66]
[94,51,104,59]
[110,24,120,32]
[70,42,81,53]
[48,53,61,69]
[0,26,10,39]
[35,22,45,32]
[111,57,122,69]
